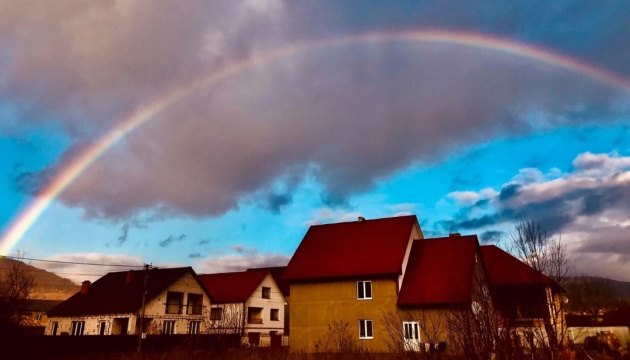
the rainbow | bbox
[1,29,628,254]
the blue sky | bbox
[0,1,629,282]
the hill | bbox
[0,257,79,300]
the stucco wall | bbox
[46,314,136,336]
[290,278,399,352]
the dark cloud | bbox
[158,234,187,248]
[479,230,504,244]
[111,223,130,247]
[3,1,628,221]
[230,244,258,255]
[188,253,203,259]
[498,184,521,201]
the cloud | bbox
[158,234,187,248]
[229,244,258,255]
[195,252,290,274]
[436,152,630,280]
[188,253,203,259]
[35,253,145,284]
[3,2,629,222]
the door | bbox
[248,332,261,347]
[99,321,106,335]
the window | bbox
[187,293,203,315]
[163,320,176,334]
[165,291,183,314]
[358,319,373,339]
[210,307,223,321]
[403,322,420,341]
[35,313,42,321]
[189,320,201,335]
[71,321,85,336]
[51,321,59,336]
[99,321,107,335]
[357,281,372,300]
[270,308,279,321]
[262,287,271,299]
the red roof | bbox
[283,215,419,281]
[48,267,204,316]
[247,266,290,297]
[398,235,479,306]
[480,245,555,285]
[199,269,272,303]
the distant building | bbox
[18,299,63,335]
[46,267,211,336]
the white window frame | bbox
[189,320,201,335]
[71,321,85,336]
[403,321,420,351]
[163,320,176,334]
[357,280,372,300]
[358,319,373,339]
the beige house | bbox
[199,269,287,347]
[46,267,212,336]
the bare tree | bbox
[0,255,35,332]
[202,303,246,336]
[509,219,570,356]
[380,308,448,359]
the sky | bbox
[0,1,629,283]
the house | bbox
[18,299,63,335]
[247,266,290,335]
[566,306,630,350]
[283,215,428,352]
[46,267,212,336]
[480,245,566,349]
[283,215,564,355]
[199,269,287,347]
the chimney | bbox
[81,280,91,294]
[449,233,461,237]
[358,216,365,223]
[126,270,135,284]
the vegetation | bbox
[0,255,34,333]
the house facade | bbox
[46,267,212,336]
[199,269,287,347]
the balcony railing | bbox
[248,318,263,324]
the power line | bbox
[1,255,145,268]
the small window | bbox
[163,320,176,334]
[359,319,373,339]
[262,287,271,299]
[357,281,372,300]
[71,321,85,336]
[403,322,420,341]
[51,321,59,336]
[210,307,223,321]
[189,320,201,335]
[270,308,279,321]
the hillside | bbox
[0,257,79,300]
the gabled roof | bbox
[199,269,272,304]
[247,266,290,297]
[480,245,555,286]
[283,215,419,281]
[23,299,64,312]
[48,267,203,317]
[398,235,479,307]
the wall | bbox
[46,314,136,336]
[244,274,287,345]
[290,277,399,352]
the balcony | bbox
[248,318,263,324]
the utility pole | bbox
[137,264,150,354]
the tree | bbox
[565,276,627,315]
[0,256,35,333]
[509,219,570,355]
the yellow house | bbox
[283,215,562,356]
[46,267,212,336]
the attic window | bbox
[187,293,203,315]
[357,281,372,300]
[165,291,183,314]
[262,287,271,299]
